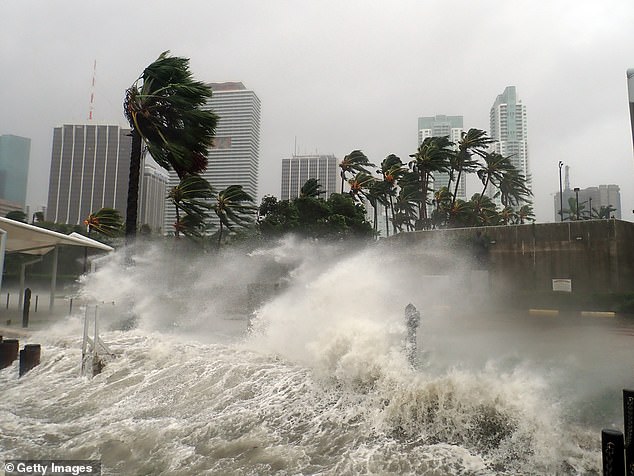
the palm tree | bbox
[451,129,494,208]
[339,150,374,193]
[84,208,123,236]
[516,204,535,224]
[300,178,325,198]
[168,174,214,238]
[378,154,406,236]
[409,136,454,228]
[495,166,532,208]
[474,152,512,214]
[213,185,257,245]
[123,51,218,239]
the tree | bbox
[213,185,257,245]
[299,178,325,198]
[168,174,214,238]
[339,150,374,193]
[123,51,218,240]
[377,154,406,236]
[474,152,512,214]
[84,208,123,237]
[408,136,454,228]
[451,129,494,208]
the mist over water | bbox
[1,236,621,474]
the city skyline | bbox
[2,2,633,224]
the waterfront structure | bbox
[554,184,621,221]
[417,115,465,200]
[280,154,339,200]
[164,82,261,233]
[0,134,30,207]
[627,68,634,152]
[489,86,531,206]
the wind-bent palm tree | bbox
[496,166,532,208]
[168,174,214,238]
[409,136,454,228]
[123,51,218,239]
[339,150,374,193]
[451,129,494,208]
[84,208,123,236]
[213,185,257,245]
[378,154,406,236]
[300,178,325,198]
[516,204,535,224]
[475,152,512,213]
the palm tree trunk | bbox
[125,129,142,243]
[218,221,224,247]
[452,169,462,208]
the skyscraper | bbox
[46,124,132,224]
[164,82,261,233]
[0,134,30,207]
[46,124,165,228]
[417,115,465,199]
[281,154,340,200]
[139,162,168,233]
[489,86,530,206]
[627,68,634,152]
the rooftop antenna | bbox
[88,60,96,121]
[564,165,570,190]
[294,136,297,157]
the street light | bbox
[574,187,580,220]
[558,161,564,221]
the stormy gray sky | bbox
[1,0,633,222]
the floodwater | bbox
[1,238,631,475]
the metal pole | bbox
[574,188,580,221]
[49,246,58,311]
[624,389,634,475]
[558,161,564,221]
[0,230,6,299]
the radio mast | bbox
[88,60,96,121]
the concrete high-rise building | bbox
[417,115,465,200]
[164,82,261,232]
[281,154,340,200]
[553,184,621,221]
[0,134,30,207]
[627,68,634,152]
[47,124,132,224]
[46,124,166,228]
[139,162,168,234]
[489,86,530,206]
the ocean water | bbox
[0,237,619,475]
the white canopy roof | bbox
[0,217,114,255]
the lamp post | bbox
[558,161,564,221]
[588,197,592,219]
[574,187,580,220]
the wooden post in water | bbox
[624,389,634,475]
[22,288,31,328]
[19,344,41,377]
[602,428,625,476]
[0,338,19,369]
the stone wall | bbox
[388,220,634,294]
